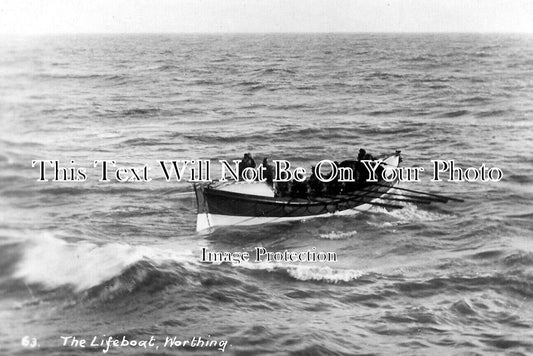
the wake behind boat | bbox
[194,152,405,231]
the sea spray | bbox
[13,233,197,292]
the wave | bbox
[404,55,433,62]
[238,262,365,283]
[2,232,370,300]
[187,78,220,86]
[504,173,532,184]
[481,336,532,350]
[440,110,470,118]
[350,124,420,135]
[252,67,296,76]
[394,273,533,298]
[13,234,153,292]
[183,132,267,143]
[0,153,11,163]
[503,252,533,268]
[319,230,357,240]
[120,137,178,147]
[9,233,196,294]
[121,108,161,117]
[460,96,490,104]
[0,240,21,279]
[83,260,194,302]
[155,64,179,71]
[467,249,533,269]
[233,80,262,88]
[372,202,452,226]
[474,52,491,58]
[36,73,114,80]
[2,185,192,199]
[292,344,353,356]
[366,71,406,80]
[475,109,507,118]
[286,265,364,283]
[450,297,477,316]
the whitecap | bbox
[318,230,357,240]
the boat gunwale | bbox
[201,181,393,206]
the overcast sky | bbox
[0,0,532,35]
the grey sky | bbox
[0,0,532,34]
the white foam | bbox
[366,201,450,227]
[14,233,195,292]
[237,260,364,283]
[366,220,400,228]
[286,265,365,282]
[384,202,449,223]
[318,230,357,240]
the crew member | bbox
[238,153,256,180]
[307,165,323,196]
[262,157,274,186]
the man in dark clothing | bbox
[262,157,274,186]
[358,148,375,161]
[307,165,323,196]
[238,153,256,180]
[325,161,341,195]
[289,180,307,198]
[248,153,256,168]
[357,149,366,161]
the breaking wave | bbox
[319,230,358,240]
[370,202,452,226]
[237,261,365,283]
[10,233,195,293]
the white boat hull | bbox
[194,153,401,232]
[196,200,383,232]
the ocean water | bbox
[0,34,532,355]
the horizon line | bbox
[2,31,533,36]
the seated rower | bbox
[357,148,366,161]
[274,170,290,197]
[357,148,374,161]
[262,157,274,186]
[307,165,323,196]
[289,180,307,198]
[325,161,341,195]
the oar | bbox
[359,189,440,202]
[375,183,464,202]
[352,183,447,202]
[350,193,432,205]
[315,194,404,210]
[324,189,433,205]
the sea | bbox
[0,34,532,355]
